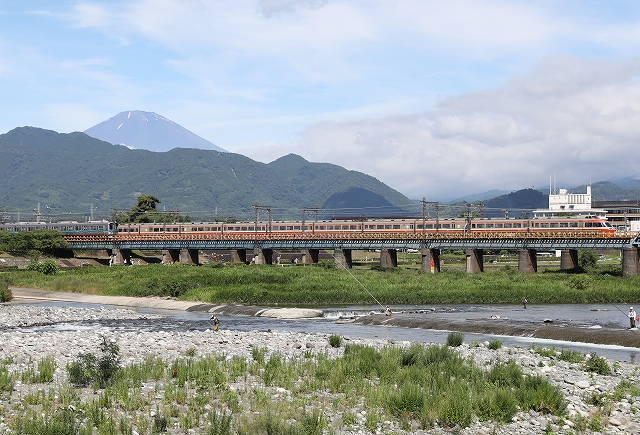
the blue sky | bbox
[2,1,640,201]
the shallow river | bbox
[12,300,640,364]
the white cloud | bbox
[287,56,640,200]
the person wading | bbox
[210,315,220,331]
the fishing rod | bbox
[611,302,630,318]
[336,260,385,310]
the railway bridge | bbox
[63,231,640,276]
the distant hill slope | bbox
[0,127,411,221]
[84,110,227,153]
[483,188,548,215]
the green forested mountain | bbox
[0,127,412,221]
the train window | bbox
[377,225,384,229]
[318,226,326,230]
[540,223,549,228]
[569,223,578,227]
[550,223,558,228]
[441,224,450,229]
[476,224,485,228]
[485,224,494,228]
[513,223,522,228]
[503,223,512,228]
[584,222,594,228]
[559,223,568,227]
[494,223,503,228]
[393,225,400,229]
[350,225,358,230]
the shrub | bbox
[206,410,233,435]
[558,349,585,364]
[446,331,464,347]
[584,353,610,375]
[26,259,60,275]
[487,340,502,350]
[161,280,193,298]
[0,362,15,394]
[567,275,591,290]
[12,408,78,435]
[517,376,567,415]
[66,335,121,388]
[388,383,424,418]
[487,360,523,388]
[475,388,518,422]
[0,282,11,302]
[152,414,168,433]
[578,250,598,271]
[328,334,342,348]
[21,356,56,383]
[440,384,473,427]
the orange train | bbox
[112,215,617,238]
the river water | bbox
[13,300,640,365]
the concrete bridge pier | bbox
[466,249,484,274]
[111,248,132,265]
[518,249,538,273]
[302,249,319,264]
[253,249,273,265]
[379,249,397,268]
[334,249,352,269]
[162,249,180,265]
[421,248,441,273]
[622,248,640,277]
[560,250,578,270]
[180,249,200,265]
[231,249,247,264]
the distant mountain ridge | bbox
[0,127,410,221]
[84,110,227,153]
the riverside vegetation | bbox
[0,331,586,435]
[2,260,639,306]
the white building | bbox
[533,185,607,218]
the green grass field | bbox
[2,260,639,306]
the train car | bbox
[109,214,616,238]
[0,220,113,234]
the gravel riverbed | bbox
[1,304,640,434]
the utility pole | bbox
[301,205,319,232]
[253,203,272,233]
[421,199,440,233]
[34,202,41,222]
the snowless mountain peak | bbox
[84,110,227,153]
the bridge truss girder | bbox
[67,236,638,252]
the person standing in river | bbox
[523,297,528,309]
[629,307,636,329]
[210,315,220,331]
